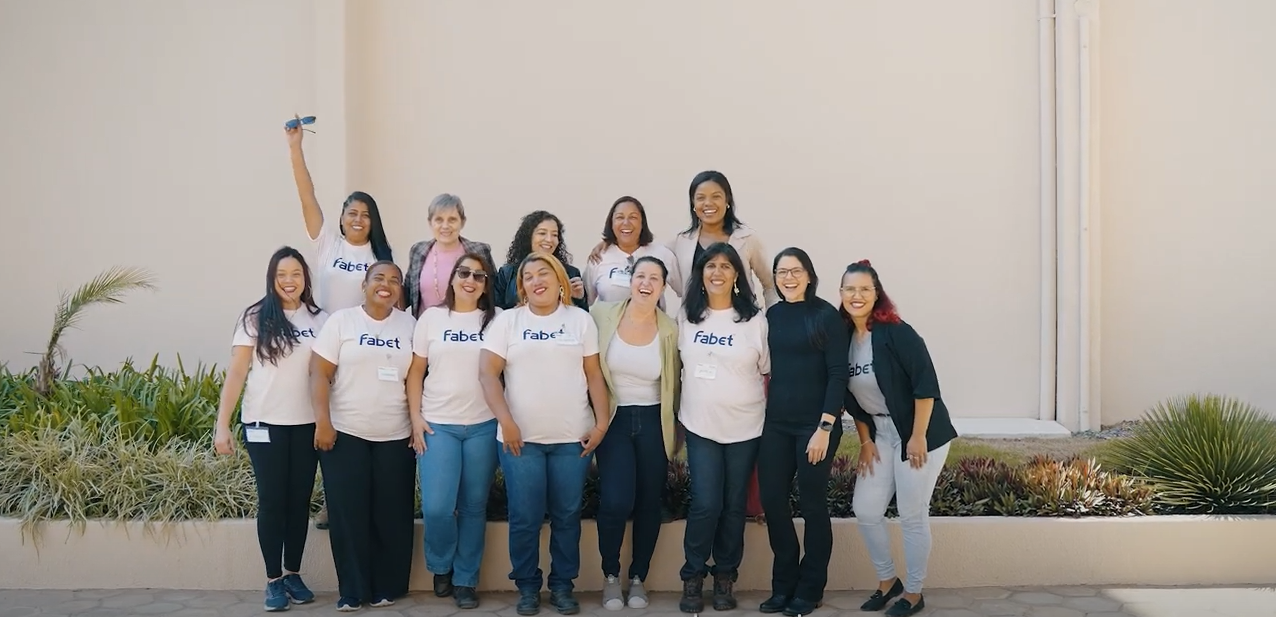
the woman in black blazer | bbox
[493,210,589,310]
[840,260,957,617]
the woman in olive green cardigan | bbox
[588,256,681,610]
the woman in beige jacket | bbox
[589,256,681,611]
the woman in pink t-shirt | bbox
[404,194,495,318]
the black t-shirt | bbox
[764,299,850,432]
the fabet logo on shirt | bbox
[693,330,735,346]
[850,362,873,377]
[442,329,484,343]
[523,325,567,341]
[359,333,402,349]
[332,258,369,273]
[291,327,316,338]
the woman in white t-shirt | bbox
[406,252,501,610]
[478,252,612,617]
[582,196,681,306]
[674,242,770,614]
[214,246,328,612]
[310,261,418,612]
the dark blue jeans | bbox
[595,405,668,580]
[498,441,592,592]
[680,429,760,581]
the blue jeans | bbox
[680,430,760,581]
[417,419,499,589]
[498,441,592,592]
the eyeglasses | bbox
[456,267,488,282]
[284,115,316,132]
[775,267,806,279]
[839,286,875,296]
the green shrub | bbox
[1105,394,1276,514]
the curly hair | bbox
[503,210,573,267]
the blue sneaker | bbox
[264,579,290,612]
[281,573,315,604]
[336,596,362,612]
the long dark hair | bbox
[838,259,902,330]
[504,210,573,267]
[683,242,760,324]
[443,252,498,331]
[342,191,394,262]
[772,247,831,349]
[600,196,654,246]
[684,170,745,235]
[238,247,323,366]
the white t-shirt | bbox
[677,307,770,444]
[311,218,377,312]
[234,307,330,425]
[482,304,599,444]
[412,306,501,425]
[584,243,680,304]
[311,306,416,442]
[606,332,661,406]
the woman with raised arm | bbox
[675,243,770,614]
[479,252,611,616]
[841,260,957,617]
[589,256,681,611]
[667,171,777,307]
[492,211,589,311]
[310,261,418,612]
[214,246,328,612]
[406,252,501,610]
[757,247,849,616]
[404,194,496,318]
[582,196,680,306]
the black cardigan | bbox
[843,320,958,461]
[493,263,589,311]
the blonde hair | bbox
[516,251,572,307]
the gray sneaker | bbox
[627,577,648,609]
[602,575,623,610]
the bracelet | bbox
[861,440,872,446]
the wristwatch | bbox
[818,419,835,432]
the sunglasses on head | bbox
[284,115,316,131]
[455,267,488,282]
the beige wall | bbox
[1,0,1271,424]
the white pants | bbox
[852,415,949,594]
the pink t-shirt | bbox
[419,243,466,311]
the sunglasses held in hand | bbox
[284,115,316,132]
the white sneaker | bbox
[627,577,648,609]
[603,575,624,610]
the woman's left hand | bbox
[905,434,928,469]
[806,429,831,464]
[410,419,433,455]
[570,277,586,300]
[580,425,607,456]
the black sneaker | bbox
[335,596,361,612]
[712,572,737,611]
[264,579,289,612]
[454,586,480,609]
[861,579,903,611]
[782,597,821,616]
[884,595,925,617]
[280,573,315,604]
[516,589,541,616]
[434,571,455,597]
[549,590,580,615]
[759,594,790,613]
[679,576,704,613]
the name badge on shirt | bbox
[555,328,579,346]
[245,426,271,443]
[608,270,632,287]
[694,363,718,380]
[378,366,400,382]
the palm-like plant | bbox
[36,266,158,395]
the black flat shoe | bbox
[434,571,454,597]
[860,579,903,611]
[516,589,541,616]
[884,595,924,617]
[782,597,821,616]
[454,586,479,609]
[759,594,790,613]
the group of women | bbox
[210,122,955,617]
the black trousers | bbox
[243,422,319,580]
[319,432,417,602]
[595,404,668,580]
[756,422,843,602]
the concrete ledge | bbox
[951,418,1074,438]
[3,516,1272,591]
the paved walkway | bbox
[1,585,1271,616]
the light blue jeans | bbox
[417,419,499,588]
[852,414,950,594]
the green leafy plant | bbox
[1105,394,1276,514]
[35,266,157,395]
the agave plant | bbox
[1106,394,1276,514]
[36,266,157,395]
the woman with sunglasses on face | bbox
[676,243,769,614]
[406,253,501,609]
[588,256,681,611]
[582,196,681,306]
[310,261,418,612]
[479,253,611,616]
[214,247,328,612]
[668,171,777,308]
[405,194,496,318]
[493,211,589,311]
[840,260,957,617]
[756,248,849,616]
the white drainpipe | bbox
[1038,0,1058,423]
[1077,0,1096,432]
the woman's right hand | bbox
[213,426,234,455]
[857,440,881,477]
[285,116,304,148]
[501,421,524,456]
[314,421,337,451]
